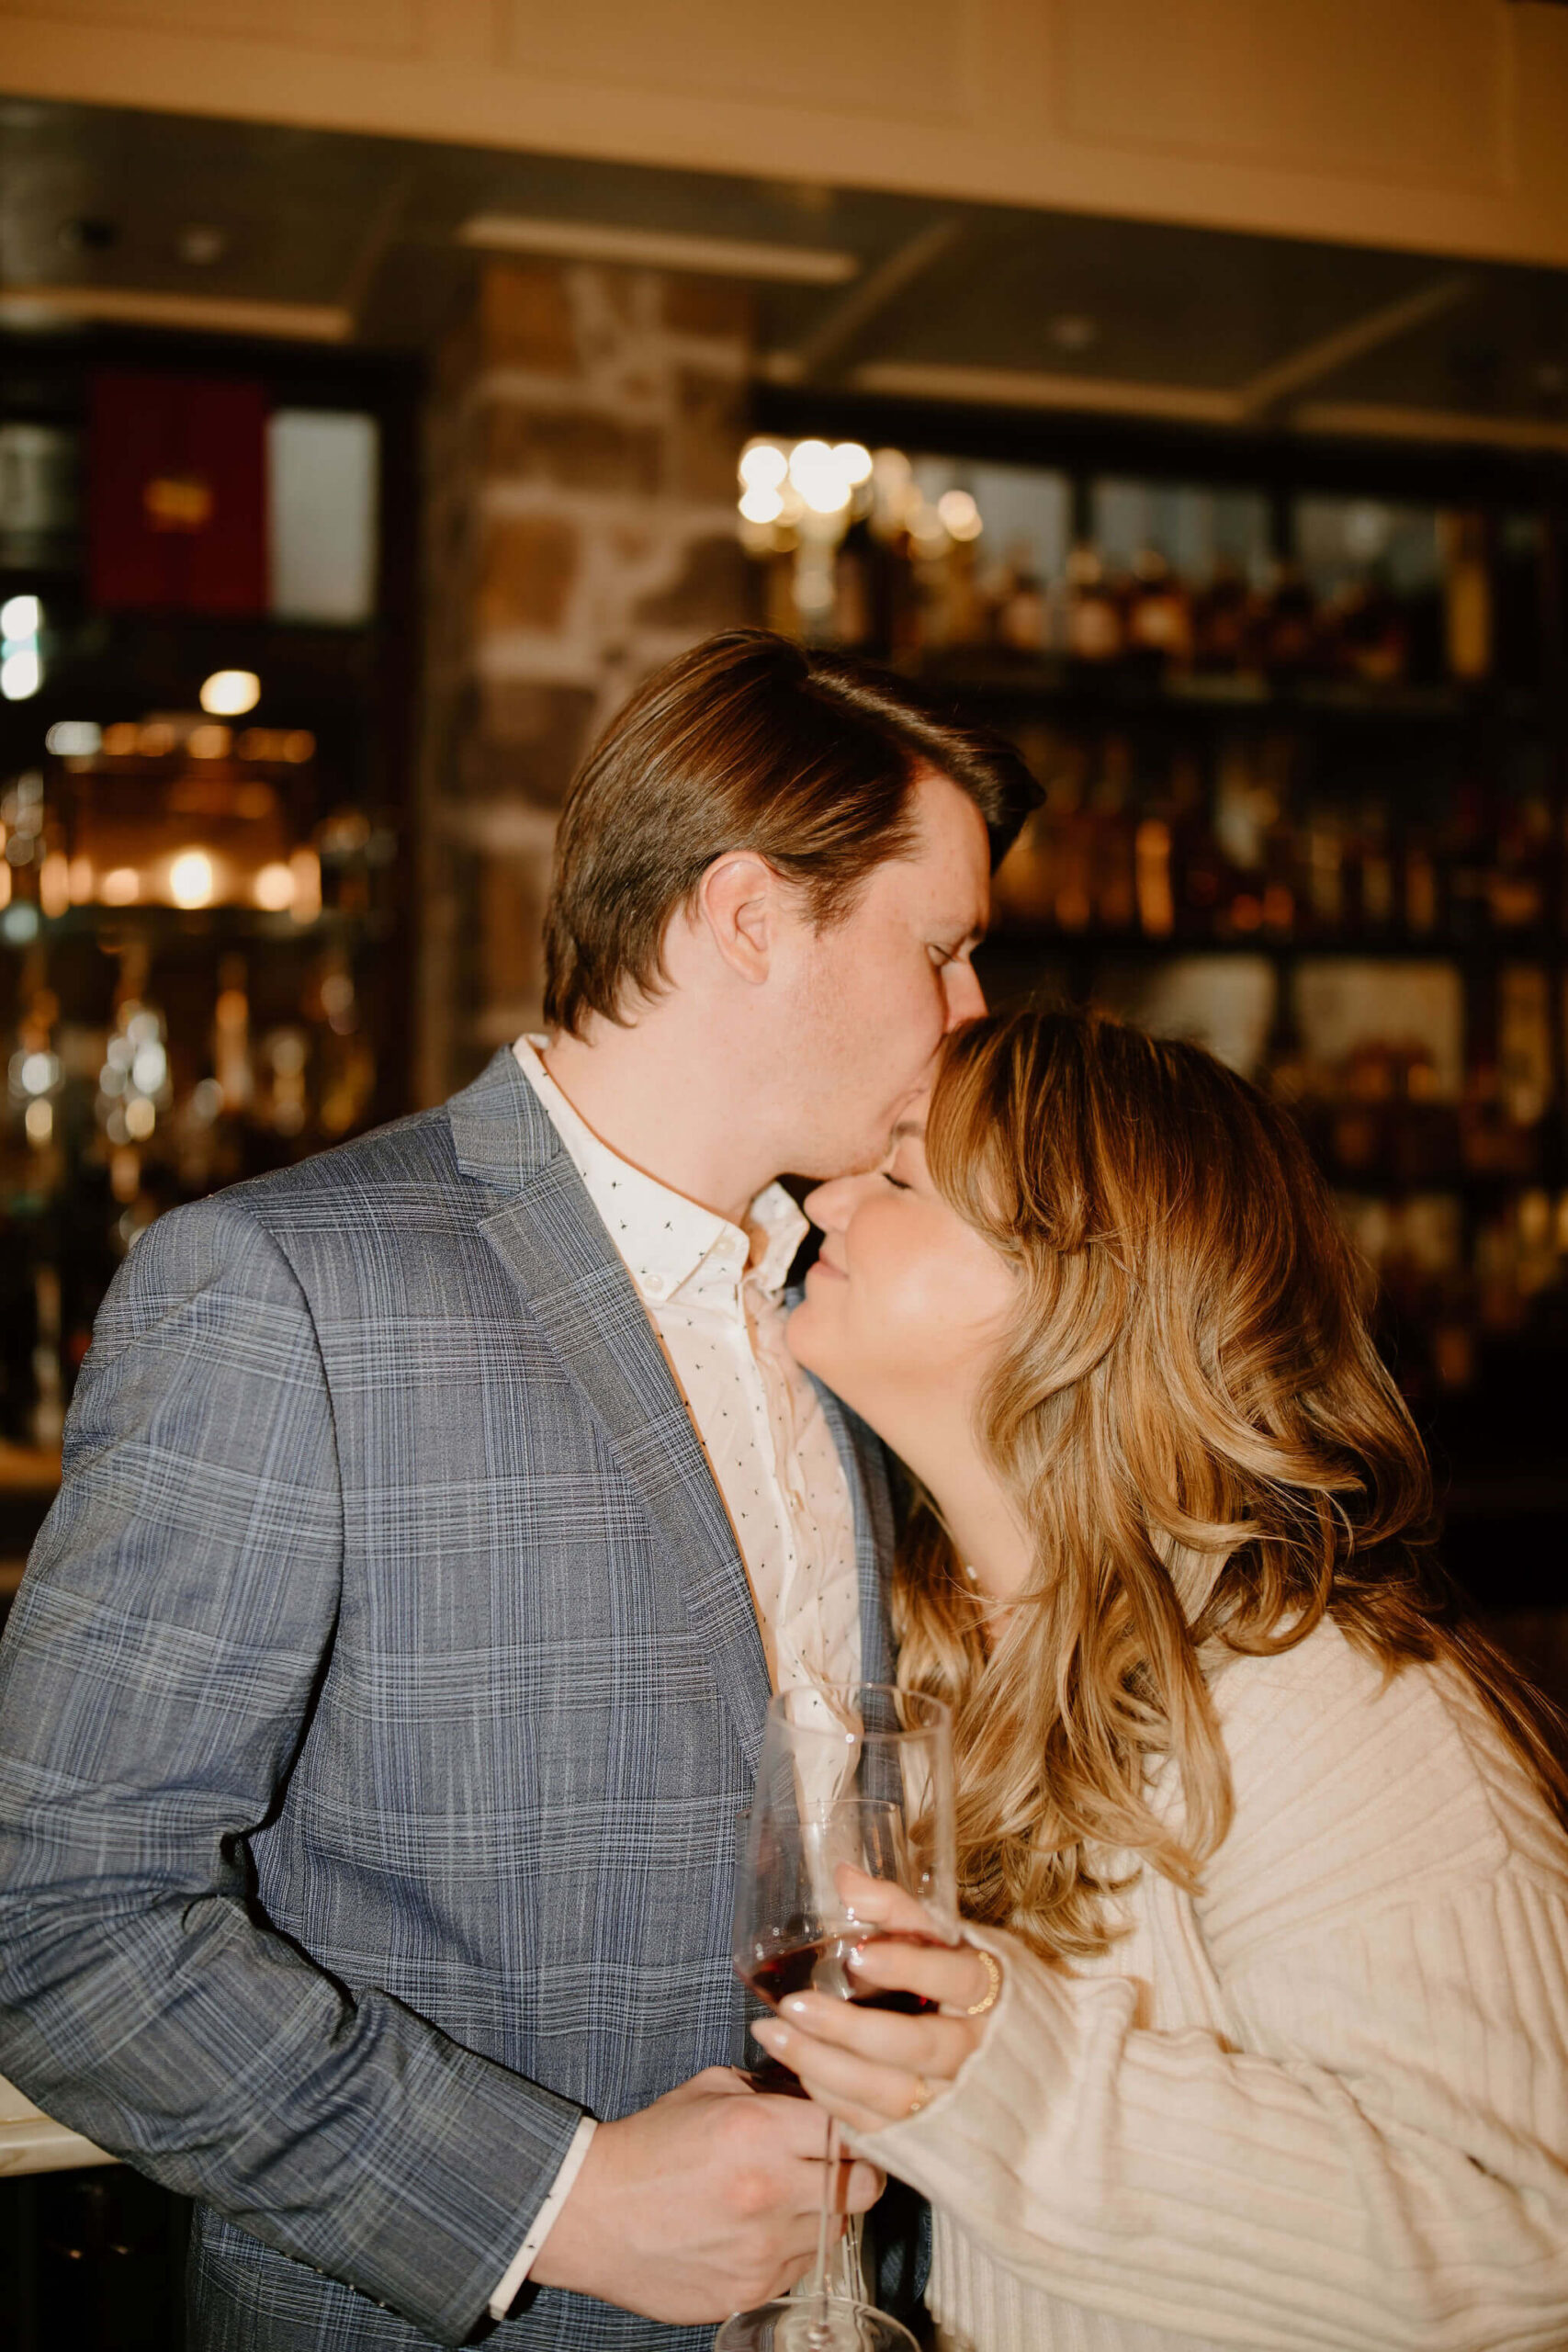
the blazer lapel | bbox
[452,1051,772,1771]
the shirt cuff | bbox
[488,2112,598,2321]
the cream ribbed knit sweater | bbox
[858,1619,1568,2351]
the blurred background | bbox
[1,3,1567,2336]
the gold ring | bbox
[961,1947,1003,2018]
[904,2075,933,2120]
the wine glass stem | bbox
[806,2114,840,2344]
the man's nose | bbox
[943,956,987,1028]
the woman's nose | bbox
[803,1172,868,1233]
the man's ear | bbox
[694,850,783,985]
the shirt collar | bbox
[513,1036,807,1306]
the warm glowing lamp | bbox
[254,863,297,912]
[169,849,216,909]
[198,670,261,718]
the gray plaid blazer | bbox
[0,1046,900,2351]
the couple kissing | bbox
[2,630,1566,2352]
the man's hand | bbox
[530,2068,884,2321]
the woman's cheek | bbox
[855,1229,953,1366]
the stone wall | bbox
[416,256,757,1105]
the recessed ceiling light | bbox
[177,223,228,267]
[1047,314,1100,354]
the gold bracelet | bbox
[961,1946,1003,2018]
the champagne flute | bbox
[718,1683,956,2352]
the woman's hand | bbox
[750,1868,1002,2136]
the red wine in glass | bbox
[743,1930,940,2018]
[739,1928,941,2096]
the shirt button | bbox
[644,1273,668,1298]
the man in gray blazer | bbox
[0,631,1035,2349]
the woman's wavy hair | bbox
[897,1007,1568,1962]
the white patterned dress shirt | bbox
[490,1036,863,2318]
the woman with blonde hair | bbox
[757,1007,1568,2352]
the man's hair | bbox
[542,629,1041,1037]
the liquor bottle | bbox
[1168,752,1223,937]
[1260,560,1318,675]
[997,547,1049,655]
[213,953,254,1112]
[29,1261,62,1450]
[1336,571,1408,685]
[1404,822,1442,936]
[1298,808,1340,936]
[1487,786,1547,931]
[1063,543,1122,663]
[1498,965,1552,1130]
[830,514,876,650]
[1440,512,1494,684]
[1191,557,1251,673]
[1124,547,1193,671]
[1357,803,1396,930]
[1089,736,1137,929]
[1134,815,1176,937]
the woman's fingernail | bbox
[784,1996,810,2018]
[752,2019,784,2047]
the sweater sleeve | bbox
[853,1642,1568,2352]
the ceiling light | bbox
[1,594,41,639]
[739,485,784,526]
[457,215,858,285]
[200,670,260,717]
[177,223,228,267]
[0,650,40,700]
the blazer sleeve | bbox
[0,1193,585,2348]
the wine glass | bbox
[718,1682,956,2352]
